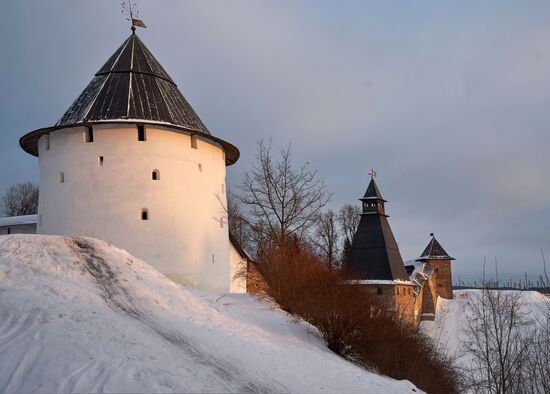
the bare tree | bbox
[524,307,550,394]
[238,140,331,249]
[312,209,339,269]
[338,204,360,266]
[523,248,550,394]
[338,204,361,244]
[462,288,534,393]
[226,190,250,247]
[2,182,39,216]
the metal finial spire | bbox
[369,169,377,180]
[122,1,146,32]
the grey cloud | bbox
[0,1,548,278]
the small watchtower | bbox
[347,171,409,282]
[347,172,415,323]
[416,234,455,299]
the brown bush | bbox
[257,243,461,394]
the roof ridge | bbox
[95,70,175,84]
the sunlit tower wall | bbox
[20,32,240,293]
[416,234,456,299]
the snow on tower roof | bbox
[20,32,239,165]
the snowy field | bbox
[0,235,418,393]
[420,289,548,367]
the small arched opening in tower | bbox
[84,127,94,143]
[138,125,146,141]
[152,169,160,180]
[141,208,149,221]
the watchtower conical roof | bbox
[361,178,387,202]
[20,32,239,165]
[348,178,409,281]
[417,235,455,261]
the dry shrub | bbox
[257,243,461,394]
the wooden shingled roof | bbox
[361,178,386,201]
[417,235,455,261]
[347,178,410,281]
[20,32,239,165]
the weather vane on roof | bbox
[369,169,377,180]
[121,1,147,32]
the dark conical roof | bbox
[362,178,386,201]
[20,32,239,165]
[347,179,409,281]
[56,33,209,133]
[417,235,455,261]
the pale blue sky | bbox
[1,1,549,279]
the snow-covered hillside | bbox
[0,235,417,393]
[421,289,548,366]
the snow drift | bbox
[0,235,417,393]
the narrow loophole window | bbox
[198,163,203,172]
[98,156,104,167]
[58,172,65,183]
[44,134,50,151]
[141,208,149,221]
[190,135,198,149]
[7,227,11,235]
[377,287,383,295]
[138,125,146,141]
[85,127,94,143]
[152,169,160,180]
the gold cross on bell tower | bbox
[369,169,377,180]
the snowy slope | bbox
[0,235,418,393]
[420,289,548,366]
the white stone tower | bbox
[20,31,240,293]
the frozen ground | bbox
[0,235,418,393]
[420,289,548,366]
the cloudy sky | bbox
[1,1,549,280]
